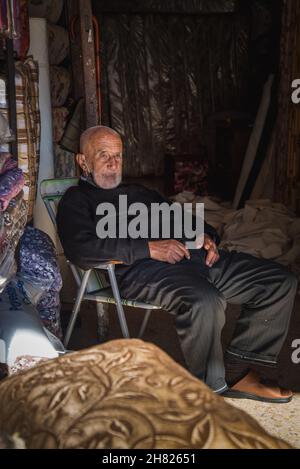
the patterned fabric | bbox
[0,58,40,221]
[37,290,62,340]
[0,339,291,449]
[48,24,69,66]
[0,168,24,211]
[0,249,16,294]
[18,226,62,338]
[54,143,76,178]
[50,66,71,107]
[52,107,69,143]
[0,196,27,268]
[0,189,27,293]
[0,112,12,144]
[0,153,17,175]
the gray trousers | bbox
[118,248,298,392]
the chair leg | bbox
[64,270,91,347]
[96,302,109,343]
[138,309,152,338]
[107,264,130,338]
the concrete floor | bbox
[225,394,300,449]
[63,292,300,447]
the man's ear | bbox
[76,153,86,172]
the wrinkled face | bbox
[79,131,123,189]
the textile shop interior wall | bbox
[93,0,282,200]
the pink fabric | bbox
[0,168,24,212]
[0,153,17,175]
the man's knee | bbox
[179,287,227,325]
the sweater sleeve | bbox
[57,189,150,270]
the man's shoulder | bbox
[59,183,89,207]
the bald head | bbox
[80,126,121,156]
[77,126,123,189]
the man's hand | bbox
[148,240,190,264]
[202,234,220,267]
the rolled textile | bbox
[50,66,71,107]
[37,290,62,339]
[18,226,62,293]
[47,24,69,66]
[0,153,17,175]
[60,98,84,153]
[18,226,63,339]
[28,0,64,24]
[0,190,24,239]
[54,143,76,178]
[0,168,24,212]
[28,18,54,240]
[0,249,16,295]
[0,193,28,264]
[52,107,69,143]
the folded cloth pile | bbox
[0,155,27,293]
[18,226,63,339]
[173,192,300,291]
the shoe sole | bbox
[222,389,293,404]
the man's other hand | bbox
[203,234,220,267]
[148,240,190,264]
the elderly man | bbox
[57,126,298,403]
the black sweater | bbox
[57,178,220,272]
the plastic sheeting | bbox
[99,11,249,177]
[0,279,59,370]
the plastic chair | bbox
[40,178,161,347]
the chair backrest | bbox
[40,177,79,228]
[40,178,106,293]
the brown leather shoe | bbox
[222,370,293,403]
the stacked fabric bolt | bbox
[0,154,27,292]
[0,58,40,221]
[0,167,24,211]
[0,190,27,256]
[18,226,63,339]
